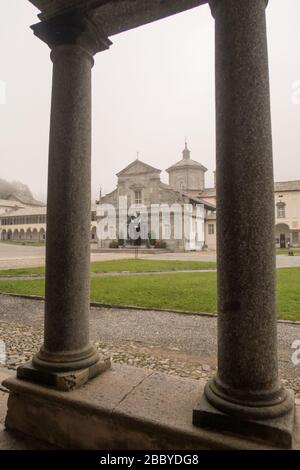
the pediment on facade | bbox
[116,159,161,177]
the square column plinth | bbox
[17,356,111,391]
[193,387,295,449]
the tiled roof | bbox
[199,188,216,198]
[159,182,216,210]
[0,207,47,217]
[117,159,161,177]
[7,193,45,207]
[1,203,98,218]
[198,180,300,198]
[274,180,300,192]
[0,199,25,208]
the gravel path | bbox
[0,269,216,282]
[0,294,299,397]
[1,242,300,268]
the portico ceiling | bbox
[29,0,208,36]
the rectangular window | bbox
[208,223,215,235]
[135,190,142,205]
[292,232,299,244]
[163,224,170,239]
[108,225,116,240]
[277,204,286,219]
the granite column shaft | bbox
[17,13,112,389]
[34,44,97,371]
[194,0,294,447]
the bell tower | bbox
[166,141,207,192]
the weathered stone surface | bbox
[31,10,112,55]
[193,387,295,449]
[29,1,208,36]
[0,375,56,449]
[17,356,111,391]
[3,365,300,450]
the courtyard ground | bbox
[0,258,216,277]
[2,241,300,268]
[0,294,299,399]
[0,244,299,448]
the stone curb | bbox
[0,274,42,278]
[0,292,300,325]
[0,268,217,279]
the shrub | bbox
[154,240,167,249]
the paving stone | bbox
[0,295,299,398]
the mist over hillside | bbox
[0,178,34,201]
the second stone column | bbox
[193,0,295,448]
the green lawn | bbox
[0,266,45,277]
[90,259,216,273]
[0,268,299,321]
[276,249,300,256]
[0,241,45,247]
[0,259,216,277]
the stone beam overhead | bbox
[29,0,208,36]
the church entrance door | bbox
[280,233,286,248]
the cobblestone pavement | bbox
[0,294,299,397]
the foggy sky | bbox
[0,0,299,202]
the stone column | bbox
[18,13,112,390]
[193,0,295,447]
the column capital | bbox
[31,10,112,57]
[209,0,269,18]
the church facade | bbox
[1,143,300,251]
[99,143,300,251]
[98,143,216,251]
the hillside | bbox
[0,179,45,206]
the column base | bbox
[193,381,295,449]
[17,355,111,391]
